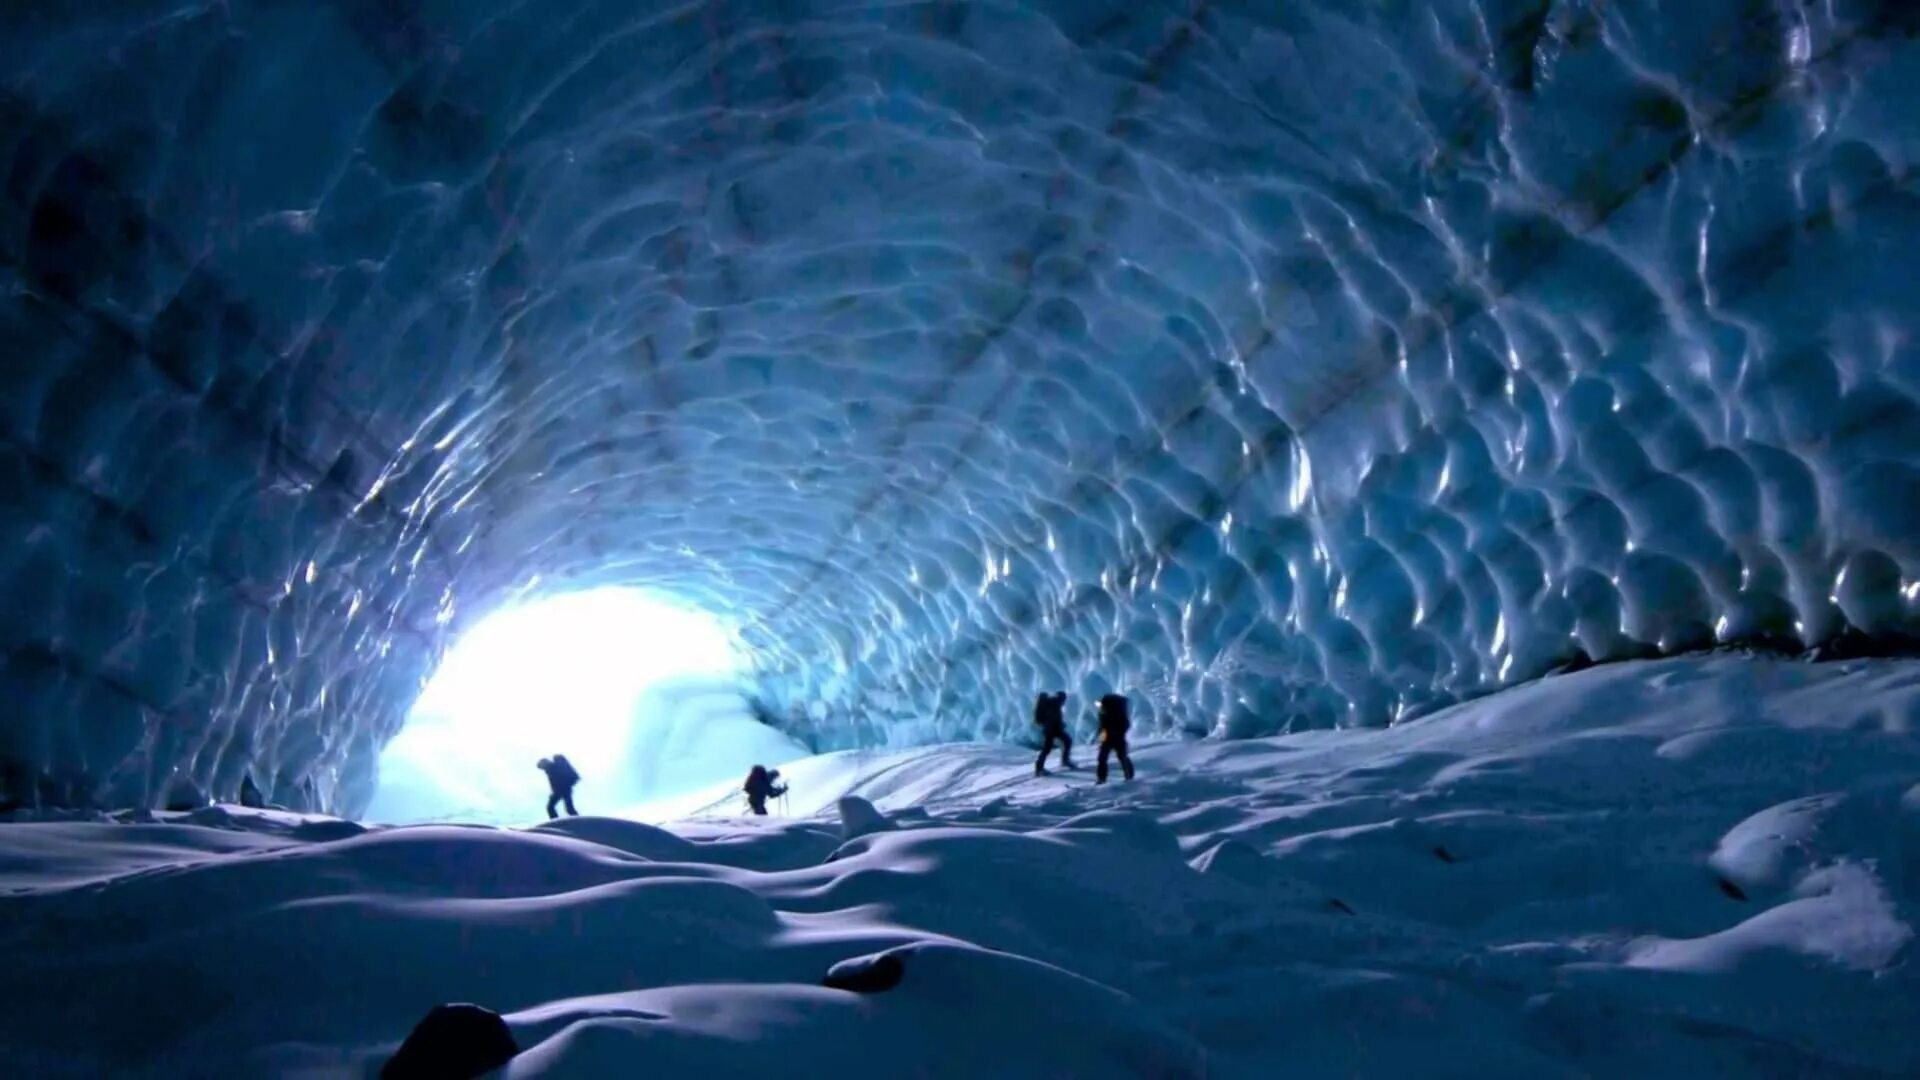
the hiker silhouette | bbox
[743,765,787,815]
[1033,691,1074,775]
[1095,695,1135,784]
[537,754,580,818]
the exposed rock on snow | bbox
[382,1003,519,1080]
[162,782,210,813]
[821,951,907,994]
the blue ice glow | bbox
[364,588,803,823]
[4,1,1920,814]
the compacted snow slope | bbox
[3,656,1918,1077]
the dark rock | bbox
[1716,876,1749,901]
[294,819,369,842]
[1432,844,1458,864]
[1327,898,1357,915]
[381,1003,518,1080]
[163,781,210,812]
[823,951,907,994]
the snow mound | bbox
[834,795,896,842]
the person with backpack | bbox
[537,754,581,818]
[1095,694,1135,784]
[1033,691,1074,775]
[743,764,787,815]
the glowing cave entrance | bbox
[363,587,808,824]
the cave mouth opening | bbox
[361,586,808,824]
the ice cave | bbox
[3,1,1918,1076]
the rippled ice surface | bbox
[3,2,1920,814]
[3,656,1916,1076]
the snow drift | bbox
[3,656,1916,1076]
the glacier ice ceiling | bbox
[3,0,1919,816]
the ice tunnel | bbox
[3,0,1919,816]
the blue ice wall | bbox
[3,0,1918,813]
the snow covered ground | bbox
[3,655,1918,1077]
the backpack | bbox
[1033,693,1065,730]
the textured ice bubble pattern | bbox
[2,1,1919,814]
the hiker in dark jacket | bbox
[1033,691,1074,775]
[538,754,581,818]
[743,765,787,815]
[1095,694,1135,784]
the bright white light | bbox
[414,588,736,755]
[363,587,807,824]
